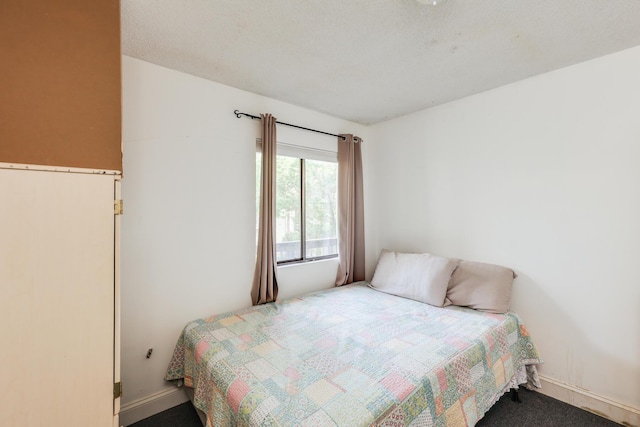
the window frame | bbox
[256,139,339,265]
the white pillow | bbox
[369,250,458,307]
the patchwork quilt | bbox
[165,283,541,426]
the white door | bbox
[0,168,117,427]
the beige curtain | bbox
[251,114,279,305]
[335,134,365,286]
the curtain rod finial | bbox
[234,110,241,118]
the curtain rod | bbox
[234,110,347,140]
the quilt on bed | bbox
[165,282,541,426]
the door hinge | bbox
[114,382,123,399]
[114,200,123,215]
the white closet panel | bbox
[0,168,116,427]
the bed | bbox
[165,277,542,426]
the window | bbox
[256,141,338,264]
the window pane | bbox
[305,159,338,259]
[276,156,301,261]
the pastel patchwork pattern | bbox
[165,283,542,426]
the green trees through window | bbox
[256,151,338,263]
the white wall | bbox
[370,46,640,410]
[121,56,370,409]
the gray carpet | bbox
[475,389,620,427]
[129,388,620,426]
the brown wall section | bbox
[0,0,122,171]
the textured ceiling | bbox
[121,0,640,125]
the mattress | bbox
[165,282,541,426]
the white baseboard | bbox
[118,387,189,427]
[538,375,640,427]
